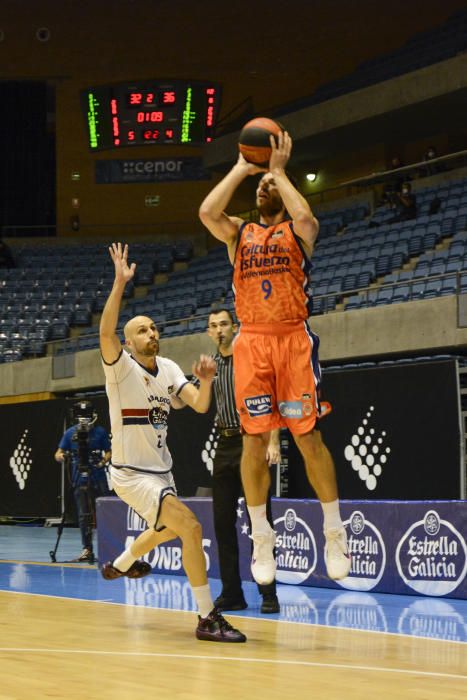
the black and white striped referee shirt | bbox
[212,353,239,430]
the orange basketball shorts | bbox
[232,321,322,435]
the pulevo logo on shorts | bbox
[244,394,272,417]
[395,510,467,596]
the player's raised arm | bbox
[100,242,136,364]
[269,132,319,254]
[199,155,263,246]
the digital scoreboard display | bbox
[81,80,221,150]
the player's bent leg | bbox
[293,430,351,580]
[158,495,207,586]
[159,496,246,643]
[101,526,177,580]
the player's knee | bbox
[180,513,203,544]
[242,432,269,462]
[295,429,325,457]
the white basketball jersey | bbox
[102,350,188,473]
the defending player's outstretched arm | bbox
[177,354,216,413]
[100,242,136,365]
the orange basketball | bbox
[238,117,283,165]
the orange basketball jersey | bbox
[232,220,312,324]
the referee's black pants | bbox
[212,433,277,600]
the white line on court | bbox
[1,588,466,645]
[0,647,466,681]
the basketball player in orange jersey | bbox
[199,130,351,584]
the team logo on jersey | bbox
[244,394,272,416]
[148,406,168,430]
[271,229,284,239]
[245,230,255,243]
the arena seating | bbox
[0,240,192,362]
[2,171,467,362]
[272,7,467,116]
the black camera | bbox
[72,400,97,474]
[72,400,97,432]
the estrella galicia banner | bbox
[287,359,462,500]
[96,497,467,600]
[95,157,211,184]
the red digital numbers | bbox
[137,111,163,123]
[205,88,216,128]
[165,129,174,139]
[143,130,160,141]
[111,99,120,145]
[163,91,176,103]
[129,92,156,105]
[128,130,135,141]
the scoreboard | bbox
[81,80,221,150]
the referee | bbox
[206,308,280,614]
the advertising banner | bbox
[0,399,65,517]
[95,157,211,184]
[96,496,467,600]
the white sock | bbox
[247,504,271,535]
[192,584,214,618]
[322,499,344,532]
[113,547,137,572]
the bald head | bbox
[123,315,160,359]
[124,315,156,340]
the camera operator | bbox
[54,400,112,562]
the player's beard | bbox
[141,338,159,356]
[257,196,283,219]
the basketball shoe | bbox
[251,528,276,585]
[101,560,152,579]
[196,608,246,643]
[324,527,351,580]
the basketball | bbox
[238,117,283,165]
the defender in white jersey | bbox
[99,242,246,643]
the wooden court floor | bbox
[1,589,466,700]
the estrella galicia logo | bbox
[278,401,303,418]
[244,394,272,417]
[325,592,388,633]
[274,508,317,583]
[395,510,467,596]
[336,511,386,591]
[397,598,467,642]
[148,406,168,430]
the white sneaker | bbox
[324,527,351,580]
[251,529,276,585]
